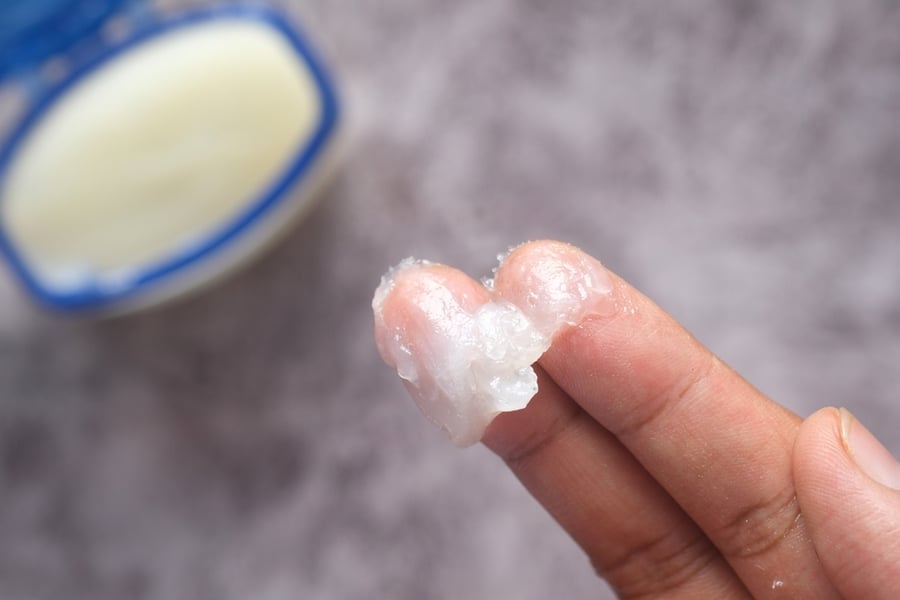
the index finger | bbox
[492,241,837,599]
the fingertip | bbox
[493,240,617,338]
[372,260,489,367]
[793,406,900,499]
[794,407,900,598]
[793,407,847,500]
[373,259,489,322]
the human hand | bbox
[373,240,900,598]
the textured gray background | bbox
[1,0,899,598]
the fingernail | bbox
[840,408,900,490]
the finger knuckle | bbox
[598,527,717,598]
[714,488,803,560]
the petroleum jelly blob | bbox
[373,244,615,447]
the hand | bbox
[374,240,900,599]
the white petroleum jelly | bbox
[373,244,616,447]
[0,18,322,290]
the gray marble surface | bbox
[2,1,900,598]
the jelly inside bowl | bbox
[0,6,339,313]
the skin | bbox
[374,240,900,599]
